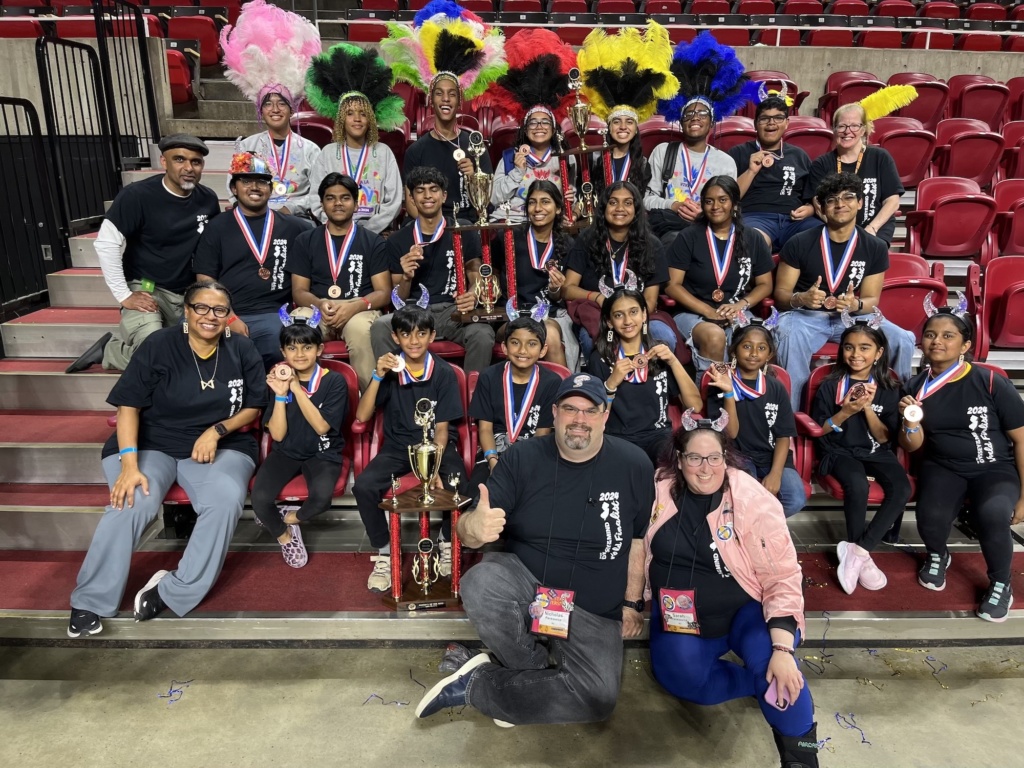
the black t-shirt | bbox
[102,327,267,462]
[904,365,1024,476]
[806,146,904,243]
[375,355,464,447]
[812,377,901,461]
[107,175,221,293]
[493,227,574,308]
[193,209,311,313]
[780,225,888,306]
[668,224,773,308]
[728,141,814,214]
[403,129,494,217]
[589,150,652,198]
[706,375,796,468]
[289,223,388,300]
[588,351,678,447]
[386,219,481,305]
[648,488,754,639]
[263,367,348,463]
[485,434,654,620]
[469,362,561,453]
[565,228,669,292]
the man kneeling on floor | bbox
[415,373,655,726]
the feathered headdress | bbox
[306,43,406,145]
[577,22,678,125]
[859,85,918,123]
[487,30,576,125]
[381,0,506,102]
[220,0,321,116]
[658,32,750,124]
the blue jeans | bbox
[743,212,821,252]
[674,312,732,374]
[776,309,916,411]
[738,456,808,518]
[239,311,285,371]
[650,600,814,738]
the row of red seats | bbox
[0,0,241,24]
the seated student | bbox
[468,316,562,501]
[68,281,266,638]
[369,166,495,373]
[704,316,807,517]
[351,303,467,593]
[812,317,911,594]
[290,172,392,391]
[587,285,702,462]
[251,310,348,568]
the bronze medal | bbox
[712,362,732,376]
[849,383,867,401]
[823,295,837,310]
[328,285,342,299]
[761,154,774,168]
[712,288,725,303]
[633,354,648,370]
[274,363,292,380]
[258,267,271,281]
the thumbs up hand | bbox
[461,484,507,548]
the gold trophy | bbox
[472,263,502,318]
[411,537,440,594]
[465,130,492,227]
[408,398,441,505]
[567,67,590,142]
[447,473,461,507]
[574,181,595,226]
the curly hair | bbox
[814,171,864,209]
[585,180,658,288]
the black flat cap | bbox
[157,134,209,156]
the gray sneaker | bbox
[977,581,1013,623]
[918,552,951,591]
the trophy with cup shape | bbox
[466,131,492,228]
[408,398,441,505]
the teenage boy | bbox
[291,173,391,390]
[351,304,467,592]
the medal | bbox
[527,227,554,271]
[326,224,357,299]
[836,374,873,404]
[849,383,867,401]
[819,227,858,311]
[273,363,292,380]
[398,352,433,385]
[706,225,736,305]
[904,404,923,422]
[392,355,406,373]
[273,182,287,197]
[712,362,732,376]
[916,360,968,402]
[269,132,291,196]
[413,217,446,246]
[341,142,369,184]
[633,354,648,370]
[823,295,837,310]
[452,149,466,162]
[235,208,275,281]
[712,289,725,303]
[732,370,766,401]
[680,146,710,201]
[761,154,774,168]
[328,285,342,299]
[502,362,540,443]
[258,268,271,280]
[618,344,648,383]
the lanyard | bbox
[706,225,736,291]
[732,371,766,401]
[916,361,968,401]
[234,208,274,268]
[270,132,291,179]
[755,140,784,161]
[819,228,858,296]
[326,224,357,286]
[618,344,648,384]
[613,153,631,182]
[527,146,552,167]
[413,218,446,245]
[301,364,324,396]
[681,147,710,200]
[527,227,554,271]
[341,142,369,183]
[837,150,864,175]
[502,363,540,443]
[607,240,628,285]
[836,374,873,404]
[398,352,434,385]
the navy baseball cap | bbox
[554,373,606,407]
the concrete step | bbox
[165,117,261,141]
[69,233,98,269]
[1,308,120,358]
[0,359,119,410]
[198,78,247,102]
[0,411,113,484]
[198,99,261,122]
[47,269,116,308]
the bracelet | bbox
[771,643,795,655]
[371,372,384,383]
[227,315,237,325]
[275,395,290,402]
[604,384,618,395]
[359,297,372,310]
[827,417,843,433]
[722,391,735,399]
[483,449,498,459]
[904,425,921,435]
[587,291,596,302]
[119,447,138,455]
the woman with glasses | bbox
[68,280,268,638]
[806,102,904,245]
[634,412,820,768]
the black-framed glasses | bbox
[187,303,231,318]
[757,114,787,125]
[682,109,712,120]
[835,123,864,134]
[681,452,726,468]
[526,120,553,129]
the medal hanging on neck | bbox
[398,351,434,385]
[681,146,709,201]
[269,133,291,198]
[302,363,324,396]
[341,142,368,184]
[916,360,968,402]
[819,227,857,310]
[326,224,356,299]
[706,225,735,303]
[755,140,783,168]
[619,344,648,384]
[502,362,540,443]
[607,240,628,286]
[732,370,766,401]
[836,373,873,405]
[235,208,275,280]
[413,217,446,246]
[526,146,552,168]
[528,227,554,272]
[612,153,631,183]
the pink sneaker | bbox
[837,541,869,595]
[280,524,308,568]
[858,555,888,590]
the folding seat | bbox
[816,71,880,122]
[871,0,915,17]
[904,177,998,264]
[595,0,638,11]
[977,257,1024,352]
[779,0,821,12]
[703,24,751,46]
[198,0,240,26]
[167,15,220,65]
[548,12,596,45]
[0,18,43,37]
[932,117,1005,187]
[875,125,936,188]
[872,116,924,136]
[827,0,868,16]
[948,74,1009,131]
[1000,121,1024,180]
[966,3,1007,21]
[501,0,541,11]
[905,30,954,49]
[708,116,754,153]
[736,75,807,118]
[361,0,400,9]
[639,116,685,157]
[785,115,826,129]
[780,126,833,159]
[1006,34,1024,52]
[688,0,732,11]
[918,1,959,19]
[734,0,775,13]
[894,80,947,132]
[54,18,97,36]
[290,118,334,148]
[854,29,903,47]
[166,48,193,104]
[643,0,683,11]
[887,72,936,86]
[991,179,1024,253]
[878,253,948,341]
[954,32,1002,51]
[754,26,801,46]
[804,29,854,46]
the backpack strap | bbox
[661,141,679,196]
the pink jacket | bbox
[643,467,806,635]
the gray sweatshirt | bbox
[307,141,403,234]
[235,130,320,215]
[645,142,737,210]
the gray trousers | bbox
[70,449,255,617]
[461,552,624,725]
[103,281,184,371]
[370,302,496,373]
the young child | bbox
[351,304,466,593]
[468,316,562,499]
[704,317,807,517]
[252,310,348,568]
[811,319,911,595]
[588,285,702,462]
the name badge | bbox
[529,585,575,639]
[659,588,700,635]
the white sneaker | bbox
[438,541,452,578]
[367,555,392,592]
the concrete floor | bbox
[1,644,1022,767]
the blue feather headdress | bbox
[657,32,750,124]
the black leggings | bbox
[915,459,1018,584]
[250,451,343,538]
[825,453,911,552]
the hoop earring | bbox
[182,321,188,335]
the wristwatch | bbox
[213,422,227,437]
[622,598,645,613]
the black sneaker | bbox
[918,552,951,591]
[415,652,491,719]
[67,609,103,638]
[977,581,1013,623]
[133,570,169,621]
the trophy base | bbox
[389,578,461,611]
[452,309,509,324]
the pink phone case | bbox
[765,679,791,711]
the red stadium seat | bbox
[167,17,219,66]
[548,12,596,45]
[734,0,775,12]
[1000,121,1024,180]
[361,0,400,9]
[872,116,924,135]
[782,127,834,160]
[736,76,807,118]
[904,177,998,264]
[894,80,948,132]
[992,178,1024,251]
[805,29,854,46]
[854,29,903,48]
[639,116,685,157]
[291,118,334,148]
[345,11,391,43]
[755,28,801,46]
[955,32,1002,51]
[785,115,827,130]
[887,72,936,86]
[1006,34,1024,52]
[688,0,732,11]
[704,26,750,46]
[1007,77,1024,122]
[54,18,98,36]
[933,118,1005,188]
[905,29,955,49]
[918,1,959,19]
[966,3,1007,21]
[827,0,868,15]
[978,257,1024,351]
[0,18,43,37]
[879,253,948,341]
[871,0,915,17]
[709,116,755,153]
[198,0,240,26]
[595,0,638,11]
[166,49,193,104]
[549,0,590,9]
[876,127,935,188]
[1014,3,1024,21]
[779,0,821,12]
[817,73,882,123]
[502,0,542,10]
[948,77,1010,131]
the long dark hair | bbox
[696,175,751,301]
[595,287,660,368]
[655,425,746,497]
[585,181,657,287]
[828,323,896,389]
[519,179,570,269]
[512,114,565,156]
[590,131,651,197]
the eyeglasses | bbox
[823,192,860,208]
[526,120,553,129]
[835,123,864,134]
[187,303,231,318]
[681,452,726,468]
[756,114,787,125]
[558,403,604,418]
[262,99,289,110]
[236,178,271,189]
[682,109,712,120]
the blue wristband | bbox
[371,372,384,382]
[119,447,137,455]
[722,391,735,399]
[827,417,843,433]
[275,395,289,402]
[483,449,498,459]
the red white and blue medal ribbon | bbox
[528,227,554,271]
[341,142,369,184]
[398,352,435,385]
[607,240,628,285]
[619,344,648,383]
[413,218,446,246]
[502,362,540,443]
[526,146,552,167]
[270,132,292,181]
[916,361,968,401]
[326,224,357,287]
[820,228,858,297]
[706,225,736,294]
[732,371,766,401]
[302,364,324,396]
[836,374,873,404]
[681,147,710,200]
[235,208,274,269]
[613,153,631,182]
